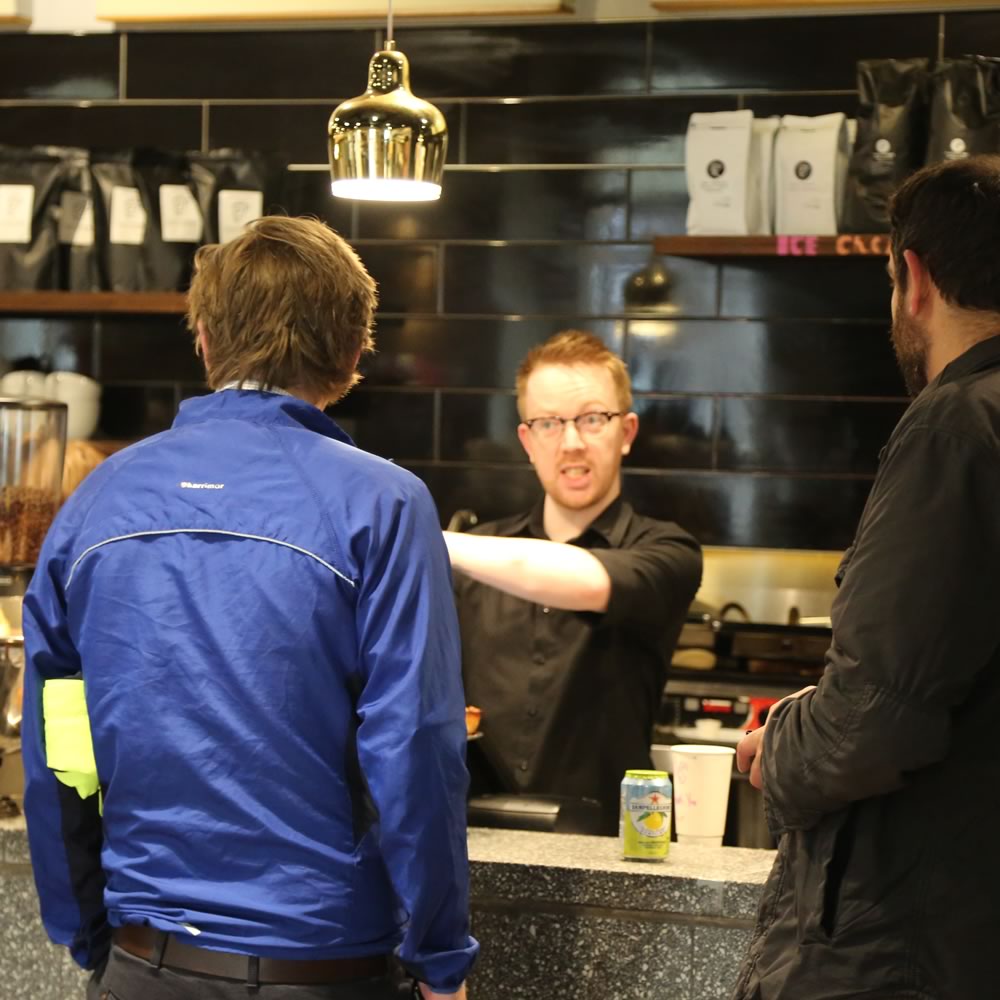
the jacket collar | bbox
[524,493,630,546]
[172,388,356,447]
[934,333,1000,390]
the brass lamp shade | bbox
[328,43,447,202]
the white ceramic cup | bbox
[1,370,47,398]
[649,744,673,775]
[671,744,736,847]
[44,372,101,440]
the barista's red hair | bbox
[515,330,633,417]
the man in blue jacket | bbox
[22,216,477,1000]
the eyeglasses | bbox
[523,411,622,440]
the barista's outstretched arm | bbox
[444,532,611,612]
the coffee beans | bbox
[0,487,58,565]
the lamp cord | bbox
[386,0,394,46]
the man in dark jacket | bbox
[733,155,1000,1000]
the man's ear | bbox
[902,248,933,319]
[517,422,535,465]
[620,412,639,456]
[196,320,210,364]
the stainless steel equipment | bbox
[0,397,67,814]
[0,636,23,754]
[467,794,605,835]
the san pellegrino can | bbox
[620,769,672,861]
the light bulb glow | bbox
[330,178,442,202]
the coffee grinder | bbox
[0,397,67,815]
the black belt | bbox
[113,925,389,986]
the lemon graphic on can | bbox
[641,810,666,832]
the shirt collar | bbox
[525,493,631,547]
[933,333,1000,390]
[218,380,295,398]
[173,386,355,447]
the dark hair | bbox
[187,216,377,403]
[889,155,1000,313]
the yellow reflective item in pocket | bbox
[42,679,99,802]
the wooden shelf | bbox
[654,234,891,258]
[0,292,186,315]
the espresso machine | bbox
[0,397,67,815]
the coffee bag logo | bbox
[873,137,896,165]
[706,159,726,179]
[794,161,812,180]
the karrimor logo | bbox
[180,481,225,490]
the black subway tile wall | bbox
[0,105,203,150]
[391,24,649,98]
[357,171,631,242]
[0,34,119,100]
[650,14,938,91]
[5,10,980,549]
[125,30,373,99]
[464,97,736,165]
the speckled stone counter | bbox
[0,818,775,1000]
[0,818,88,999]
[467,828,775,1000]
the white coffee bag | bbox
[685,110,758,235]
[751,117,780,235]
[774,113,849,235]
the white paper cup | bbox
[671,744,736,847]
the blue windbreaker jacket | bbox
[21,388,478,992]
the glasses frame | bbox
[522,410,622,439]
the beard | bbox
[890,310,930,397]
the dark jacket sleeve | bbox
[762,424,1000,834]
[590,523,702,630]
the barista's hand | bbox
[419,984,467,1000]
[736,686,816,791]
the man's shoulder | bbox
[617,505,701,551]
[899,372,1000,457]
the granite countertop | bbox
[1,815,776,921]
[468,827,775,921]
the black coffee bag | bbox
[188,149,289,245]
[91,149,149,291]
[0,145,63,291]
[49,146,101,292]
[133,148,204,291]
[926,56,1000,164]
[842,58,929,233]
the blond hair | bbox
[515,330,633,417]
[187,216,378,403]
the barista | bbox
[446,331,702,833]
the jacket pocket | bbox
[820,804,858,937]
[791,805,857,944]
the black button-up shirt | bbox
[454,496,702,833]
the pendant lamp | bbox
[328,0,447,202]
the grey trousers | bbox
[87,945,407,1000]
